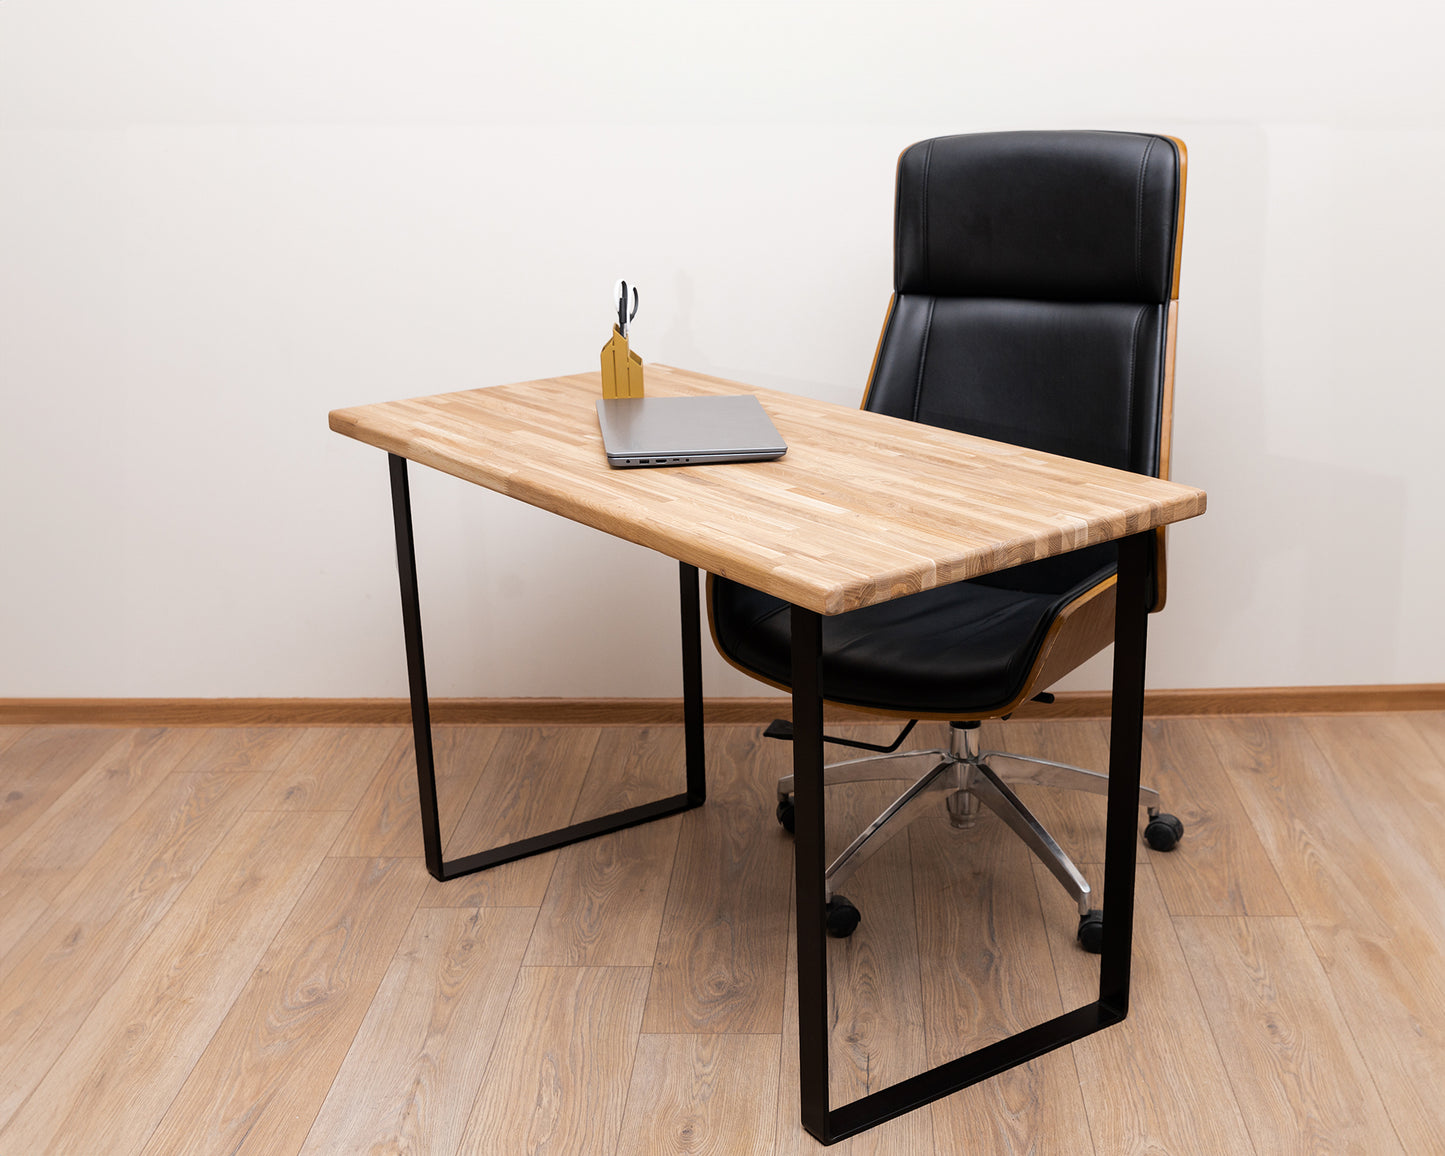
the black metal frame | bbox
[388,448,1151,1144]
[789,529,1152,1144]
[388,453,705,881]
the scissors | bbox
[614,280,639,339]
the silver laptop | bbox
[596,395,787,468]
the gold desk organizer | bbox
[601,280,644,398]
[600,325,644,398]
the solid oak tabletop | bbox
[329,365,1207,616]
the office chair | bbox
[709,131,1187,952]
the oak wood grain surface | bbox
[0,767,267,1123]
[616,1034,782,1156]
[1137,718,1296,917]
[455,966,652,1156]
[640,727,793,1035]
[0,729,202,971]
[820,781,929,1106]
[250,725,409,812]
[774,892,936,1156]
[0,809,347,1156]
[523,726,686,967]
[300,905,537,1156]
[1224,715,1445,1151]
[1044,863,1257,1155]
[139,855,430,1156]
[0,727,128,854]
[329,366,1207,615]
[1174,915,1404,1154]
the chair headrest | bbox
[895,131,1181,303]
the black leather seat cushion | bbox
[711,542,1117,717]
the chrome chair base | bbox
[776,723,1169,930]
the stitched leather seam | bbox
[913,297,936,422]
[1127,305,1146,469]
[1135,137,1155,298]
[920,138,934,290]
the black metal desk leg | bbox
[385,454,706,883]
[389,453,445,879]
[680,563,707,804]
[1100,530,1152,1013]
[790,605,831,1142]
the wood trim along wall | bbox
[3,685,1442,726]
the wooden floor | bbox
[1,714,1443,1154]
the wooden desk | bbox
[330,364,1207,1145]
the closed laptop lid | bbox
[596,395,787,467]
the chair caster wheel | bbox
[1144,812,1184,852]
[1077,908,1104,953]
[826,896,861,938]
[776,796,795,833]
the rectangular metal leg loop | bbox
[786,530,1152,1144]
[386,454,706,882]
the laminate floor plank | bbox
[910,802,1096,1154]
[0,728,200,888]
[250,725,408,811]
[822,781,929,1106]
[159,725,309,775]
[417,726,599,909]
[331,725,498,860]
[456,965,651,1156]
[931,1048,1095,1156]
[140,855,430,1156]
[1207,716,1445,1151]
[1409,711,1445,764]
[525,726,686,966]
[773,892,935,1156]
[8,716,1445,1155]
[0,768,267,1127]
[912,796,1062,1046]
[0,808,346,1156]
[301,905,537,1156]
[1045,863,1256,1155]
[0,726,130,856]
[0,728,192,875]
[1294,919,1445,1154]
[1305,713,1445,813]
[1302,714,1445,932]
[1138,718,1295,917]
[1207,717,1408,940]
[642,726,793,1034]
[773,726,942,1152]
[0,725,33,757]
[616,1034,781,1156]
[1176,915,1404,1154]
[0,728,202,972]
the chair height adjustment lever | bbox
[763,718,918,753]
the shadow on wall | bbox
[1064,123,1412,691]
[1159,124,1409,688]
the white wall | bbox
[2,1,1442,699]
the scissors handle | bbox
[614,280,639,338]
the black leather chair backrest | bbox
[866,131,1182,479]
